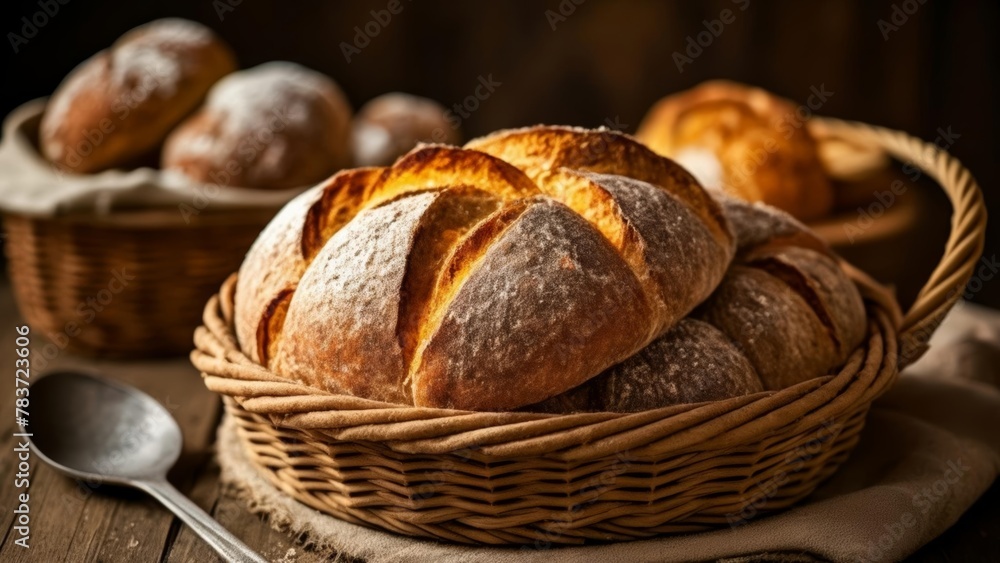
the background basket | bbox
[4,208,275,357]
[192,118,986,545]
[0,100,299,358]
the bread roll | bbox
[636,80,834,221]
[352,93,459,167]
[40,18,235,173]
[528,319,763,413]
[162,62,352,190]
[234,126,735,411]
[695,199,866,390]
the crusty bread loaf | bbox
[162,62,352,190]
[352,93,459,167]
[636,80,834,221]
[234,126,735,410]
[40,18,235,173]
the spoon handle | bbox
[141,479,268,563]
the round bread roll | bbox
[234,126,735,411]
[527,319,764,413]
[40,18,236,173]
[695,199,867,391]
[162,62,352,190]
[352,93,459,167]
[636,80,834,221]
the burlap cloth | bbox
[0,99,302,216]
[215,302,1000,563]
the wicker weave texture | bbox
[192,118,987,545]
[4,209,276,357]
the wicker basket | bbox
[191,118,986,545]
[3,208,276,357]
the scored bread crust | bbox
[465,125,733,251]
[234,126,736,411]
[411,197,654,410]
[40,19,236,173]
[234,167,384,364]
[694,199,866,390]
[696,266,838,391]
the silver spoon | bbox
[27,370,266,563]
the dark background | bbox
[1,0,998,307]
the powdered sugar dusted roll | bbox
[40,18,236,174]
[163,62,353,190]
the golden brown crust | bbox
[369,144,540,207]
[747,246,867,364]
[40,18,236,174]
[273,191,445,403]
[527,319,763,413]
[696,266,838,390]
[162,62,352,190]
[234,167,384,363]
[567,171,733,335]
[465,125,733,250]
[411,197,654,410]
[636,80,834,221]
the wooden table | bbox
[0,278,996,563]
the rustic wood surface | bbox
[0,277,996,562]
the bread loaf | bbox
[636,80,834,221]
[234,126,735,410]
[162,62,352,190]
[40,18,235,173]
[352,93,459,167]
[530,195,866,413]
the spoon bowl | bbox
[29,371,181,484]
[28,370,265,563]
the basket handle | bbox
[814,118,987,367]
